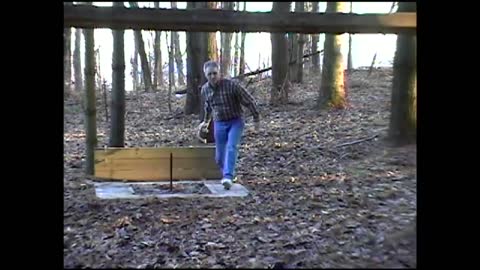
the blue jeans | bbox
[214,117,245,180]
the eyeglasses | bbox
[207,72,218,76]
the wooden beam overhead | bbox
[64,5,416,34]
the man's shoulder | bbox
[221,78,240,88]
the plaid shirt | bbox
[201,79,259,122]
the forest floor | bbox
[64,69,416,268]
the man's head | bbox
[203,60,220,85]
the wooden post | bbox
[170,152,173,191]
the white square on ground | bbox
[92,180,249,199]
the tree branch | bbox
[174,50,324,95]
[335,134,379,148]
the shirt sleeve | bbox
[201,86,211,123]
[234,82,260,122]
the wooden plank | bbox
[173,157,221,179]
[172,147,217,158]
[95,147,171,160]
[173,147,221,179]
[64,5,416,34]
[94,146,216,160]
[173,168,222,180]
[95,169,171,181]
[94,147,221,181]
[95,158,171,181]
[172,158,219,169]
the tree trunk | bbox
[129,2,153,92]
[208,32,219,61]
[288,32,297,82]
[153,30,163,89]
[207,33,218,64]
[134,30,153,91]
[238,2,247,78]
[311,2,320,74]
[131,46,138,92]
[185,9,199,115]
[64,27,72,94]
[347,2,353,73]
[171,1,186,86]
[153,2,163,89]
[83,2,97,176]
[109,1,125,147]
[167,32,176,87]
[238,30,246,77]
[388,2,416,146]
[185,2,209,115]
[233,2,240,77]
[74,28,83,92]
[167,32,174,113]
[220,2,234,77]
[200,2,211,119]
[206,2,219,61]
[270,2,290,105]
[95,48,102,91]
[367,52,377,77]
[318,33,322,73]
[295,2,305,83]
[347,35,353,72]
[233,31,239,77]
[172,32,185,86]
[318,2,347,109]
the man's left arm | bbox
[235,83,260,123]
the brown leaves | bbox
[160,217,176,224]
[64,70,415,268]
[113,216,132,228]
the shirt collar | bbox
[209,79,223,89]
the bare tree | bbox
[206,2,219,62]
[388,2,416,145]
[109,1,126,147]
[270,2,291,105]
[171,2,186,86]
[166,32,174,112]
[129,2,153,92]
[288,32,297,82]
[153,2,163,89]
[295,2,305,83]
[238,2,247,77]
[166,31,176,87]
[220,2,234,77]
[95,48,102,91]
[185,2,209,115]
[347,2,353,73]
[233,2,240,77]
[318,2,347,109]
[311,2,320,74]
[173,32,185,86]
[83,2,97,175]
[74,28,83,92]
[64,27,72,94]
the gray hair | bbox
[203,60,220,73]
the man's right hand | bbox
[199,121,209,133]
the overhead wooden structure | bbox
[64,5,416,34]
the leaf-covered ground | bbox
[64,69,416,268]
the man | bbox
[199,60,260,190]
